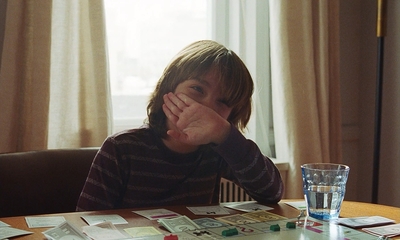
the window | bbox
[104,0,209,133]
[104,0,275,157]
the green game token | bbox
[286,222,296,229]
[270,224,280,231]
[222,228,239,236]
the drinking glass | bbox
[301,163,350,220]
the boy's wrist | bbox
[212,121,231,145]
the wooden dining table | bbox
[1,200,399,239]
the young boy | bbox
[77,40,283,211]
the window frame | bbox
[212,0,275,157]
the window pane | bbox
[104,0,209,133]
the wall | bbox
[0,0,7,67]
[376,0,400,207]
[339,0,362,203]
[340,0,400,207]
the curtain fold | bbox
[0,0,112,153]
[269,1,341,198]
[0,0,52,152]
[48,0,112,148]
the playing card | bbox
[158,215,201,232]
[124,226,162,237]
[0,227,32,239]
[242,210,287,222]
[43,221,89,240]
[215,214,259,225]
[187,205,230,215]
[337,216,395,228]
[223,201,273,212]
[25,216,66,228]
[82,221,129,240]
[133,209,181,220]
[0,220,10,227]
[193,218,229,228]
[284,201,307,210]
[362,223,400,238]
[81,214,128,226]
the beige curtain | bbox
[269,1,341,198]
[0,0,112,153]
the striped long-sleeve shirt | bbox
[76,125,283,211]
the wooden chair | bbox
[0,148,98,217]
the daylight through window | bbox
[104,0,209,133]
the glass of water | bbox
[301,163,350,220]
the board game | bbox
[9,203,393,239]
[135,216,379,240]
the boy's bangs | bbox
[217,62,250,109]
[220,78,242,108]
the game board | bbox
[133,217,378,239]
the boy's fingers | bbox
[166,129,183,140]
[162,104,179,123]
[163,94,183,115]
[176,92,193,105]
[167,92,189,111]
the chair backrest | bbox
[0,148,98,217]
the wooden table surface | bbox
[1,200,399,239]
[280,199,400,222]
[340,200,400,222]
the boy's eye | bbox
[218,99,229,106]
[191,86,203,94]
[217,97,229,106]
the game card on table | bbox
[362,223,400,238]
[187,205,230,215]
[133,209,181,220]
[81,214,128,226]
[43,221,89,240]
[158,215,201,233]
[223,201,274,212]
[337,216,395,228]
